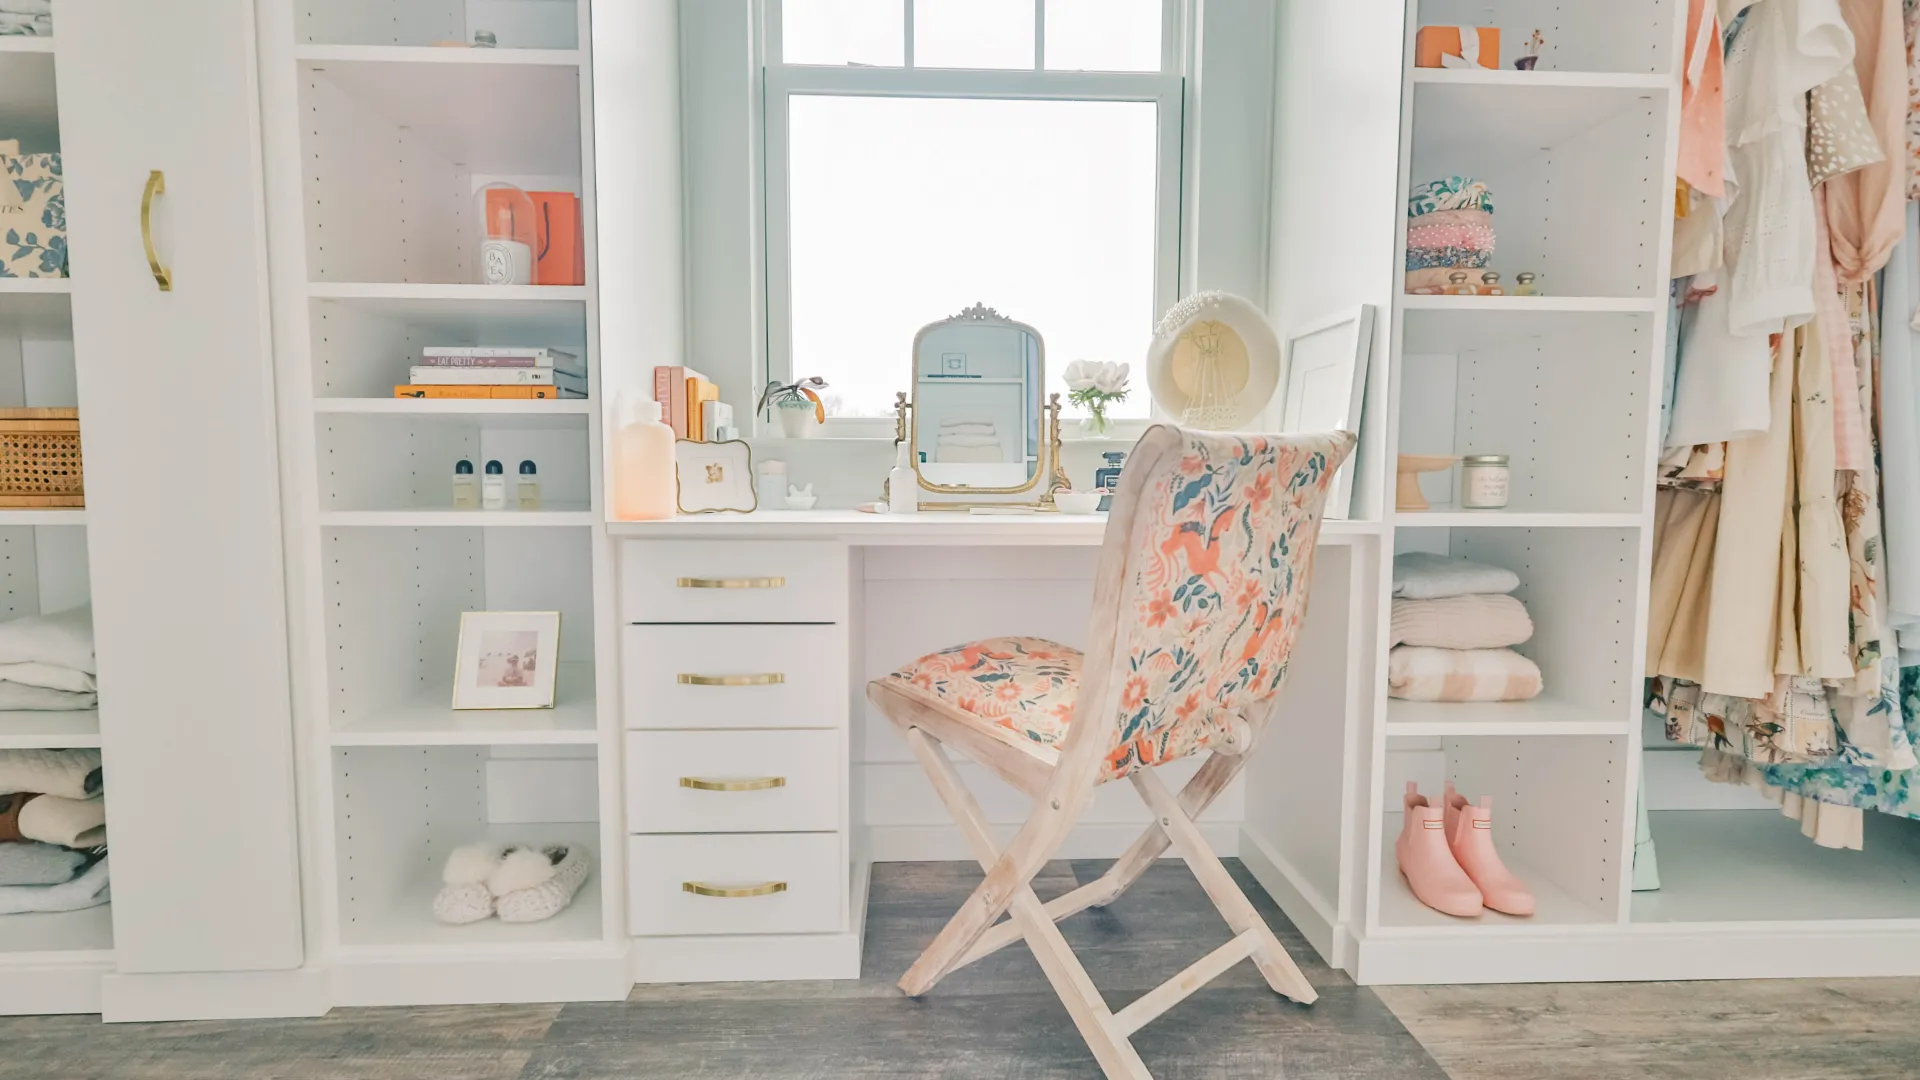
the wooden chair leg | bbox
[1129,768,1318,1004]
[1090,753,1245,908]
[904,728,1155,1080]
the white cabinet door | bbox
[55,0,304,973]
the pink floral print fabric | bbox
[887,428,1355,783]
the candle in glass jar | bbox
[1460,455,1510,509]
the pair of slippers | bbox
[432,842,592,925]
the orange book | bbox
[1415,26,1499,69]
[394,385,568,399]
[687,376,720,442]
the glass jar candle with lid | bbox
[1460,455,1510,509]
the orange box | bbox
[1416,26,1500,69]
[393,385,568,399]
[529,191,584,286]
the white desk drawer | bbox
[626,730,840,833]
[623,624,846,730]
[622,540,844,624]
[628,832,844,936]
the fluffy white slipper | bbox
[496,844,592,924]
[433,842,508,925]
[487,844,559,897]
[442,842,509,886]
[432,883,494,925]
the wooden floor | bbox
[0,860,1911,1078]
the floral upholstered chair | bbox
[867,424,1356,1080]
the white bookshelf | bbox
[260,0,630,1007]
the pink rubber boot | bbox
[1444,782,1536,917]
[1396,782,1482,917]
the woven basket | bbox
[0,408,83,507]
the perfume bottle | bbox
[482,460,506,510]
[1514,272,1540,297]
[1448,271,1476,296]
[1094,451,1127,511]
[517,460,541,510]
[1478,271,1504,296]
[453,459,478,510]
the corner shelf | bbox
[316,398,592,417]
[308,283,588,305]
[1385,698,1630,738]
[1394,511,1644,529]
[319,506,595,527]
[332,663,597,746]
[1399,295,1660,314]
[1408,69,1671,91]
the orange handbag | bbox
[1415,26,1500,69]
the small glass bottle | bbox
[517,460,541,510]
[1094,451,1127,511]
[1514,272,1540,297]
[482,460,507,510]
[452,459,478,510]
[1448,271,1476,296]
[756,460,788,509]
[1460,455,1511,509]
[1478,271,1504,296]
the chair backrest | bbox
[1064,425,1356,783]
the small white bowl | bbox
[1054,491,1103,515]
[783,494,818,511]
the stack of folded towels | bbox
[1388,553,1543,703]
[0,748,107,914]
[936,418,1005,463]
[0,0,51,36]
[1405,176,1496,294]
[0,605,96,713]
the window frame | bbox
[758,0,1187,436]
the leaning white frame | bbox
[757,0,1187,435]
[451,610,563,711]
[1280,304,1374,520]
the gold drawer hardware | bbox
[680,776,787,792]
[141,170,173,292]
[675,576,786,589]
[682,880,788,898]
[677,673,785,687]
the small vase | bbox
[777,406,817,439]
[1080,412,1112,437]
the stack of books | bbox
[396,347,587,399]
[653,364,735,440]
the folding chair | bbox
[867,424,1357,1080]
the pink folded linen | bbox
[1388,646,1544,702]
[1390,594,1534,649]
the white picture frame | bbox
[451,610,561,710]
[1280,305,1375,520]
[674,439,758,514]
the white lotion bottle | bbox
[482,460,507,510]
[888,440,919,515]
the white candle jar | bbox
[1460,454,1510,509]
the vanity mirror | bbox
[893,304,1068,509]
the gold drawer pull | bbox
[676,576,785,589]
[680,776,787,791]
[141,170,173,292]
[683,880,787,898]
[677,673,785,687]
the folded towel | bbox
[1389,646,1543,702]
[1409,176,1494,217]
[936,434,1002,448]
[0,606,94,675]
[0,683,96,711]
[18,794,104,848]
[1406,246,1493,271]
[939,417,996,429]
[0,663,95,694]
[1406,218,1496,252]
[937,446,1004,463]
[1391,594,1533,649]
[0,13,50,35]
[0,855,108,916]
[938,423,997,435]
[0,749,101,799]
[1392,552,1521,600]
[0,840,85,886]
[0,1,53,16]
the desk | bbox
[611,511,1375,983]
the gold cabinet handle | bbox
[676,576,785,589]
[680,776,787,792]
[677,673,785,687]
[682,880,787,898]
[141,170,173,292]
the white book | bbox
[408,366,588,389]
[420,346,579,361]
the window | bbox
[765,0,1181,421]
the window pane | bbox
[1045,0,1162,72]
[913,0,1034,70]
[787,96,1158,418]
[782,0,904,66]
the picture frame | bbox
[1280,304,1375,520]
[451,610,561,710]
[674,438,758,514]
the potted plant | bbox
[1063,360,1130,437]
[757,376,828,438]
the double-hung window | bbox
[763,0,1183,421]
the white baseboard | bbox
[1237,825,1345,969]
[863,821,1239,862]
[331,947,630,1007]
[101,967,331,1022]
[0,957,110,1016]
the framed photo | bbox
[452,611,561,710]
[1281,304,1375,520]
[675,439,757,514]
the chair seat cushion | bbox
[884,636,1081,754]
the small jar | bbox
[1478,271,1504,296]
[1514,272,1539,297]
[756,460,788,509]
[1460,455,1511,510]
[1447,270,1476,296]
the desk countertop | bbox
[607,510,1380,546]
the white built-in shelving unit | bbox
[260,0,629,1005]
[0,27,110,1015]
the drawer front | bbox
[626,729,840,834]
[623,624,846,730]
[628,832,845,936]
[622,540,844,624]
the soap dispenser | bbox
[516,460,541,510]
[888,439,919,515]
[452,459,478,510]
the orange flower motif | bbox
[1231,575,1262,613]
[1179,454,1206,478]
[1146,592,1177,627]
[1175,692,1201,723]
[1121,675,1148,711]
[994,681,1023,702]
[910,673,934,690]
[1247,470,1273,512]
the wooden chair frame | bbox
[866,426,1325,1080]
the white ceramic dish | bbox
[1054,491,1104,515]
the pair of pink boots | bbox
[1396,781,1535,917]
